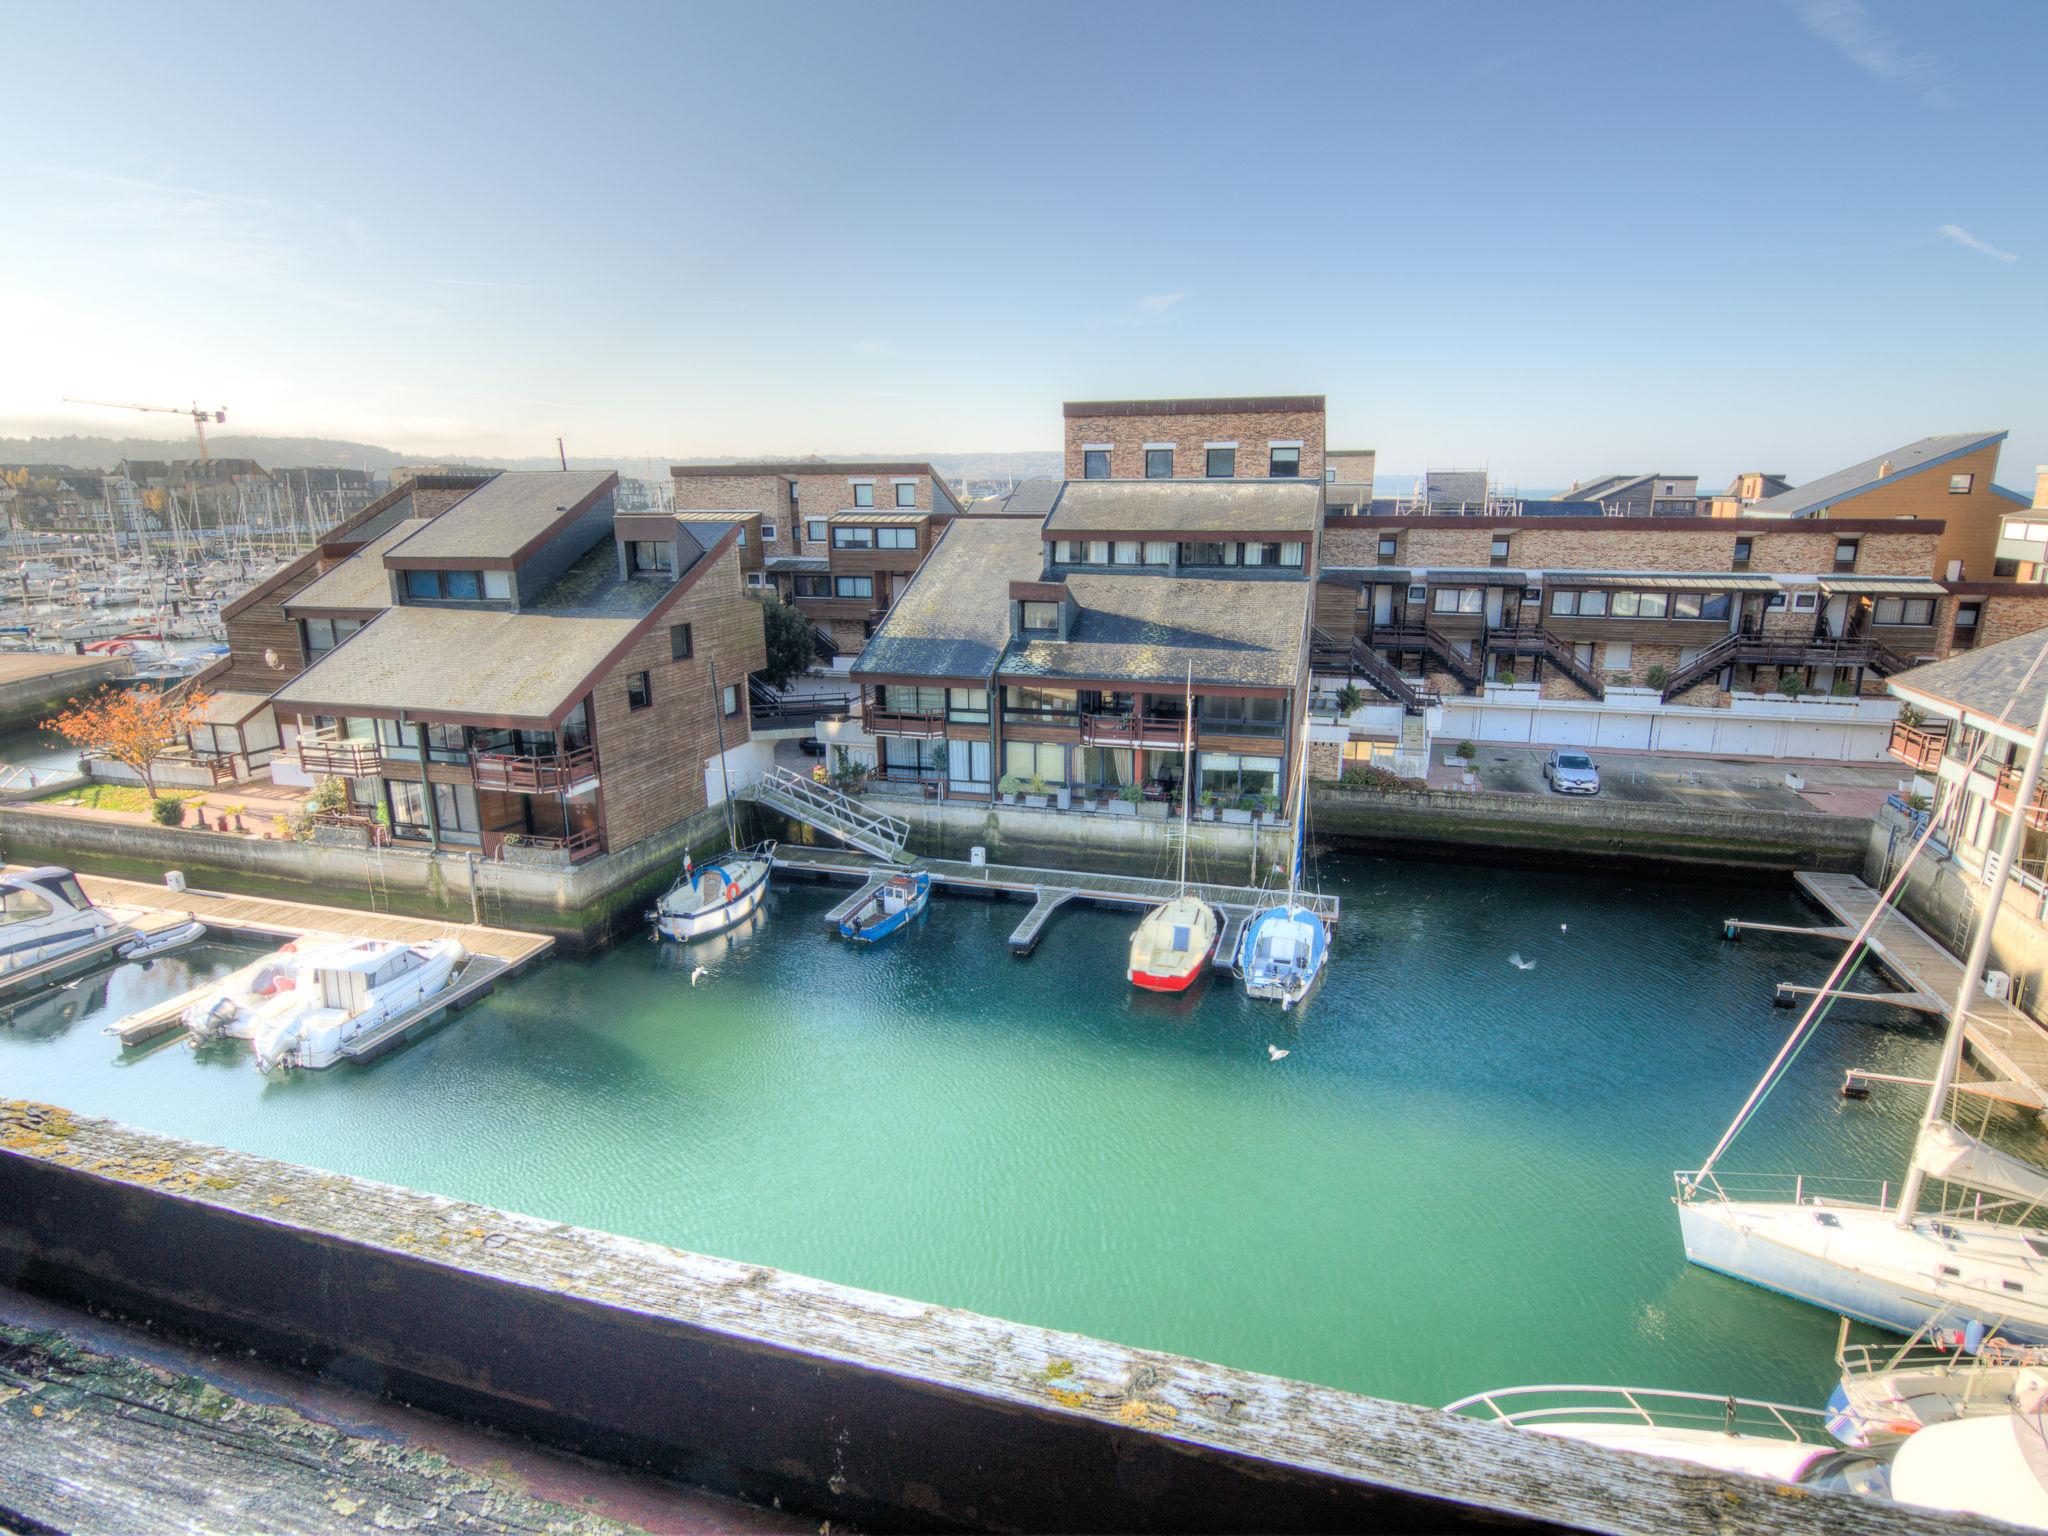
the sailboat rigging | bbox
[1676,637,2048,1341]
[1128,664,1222,992]
[1233,663,1330,1007]
[649,658,777,942]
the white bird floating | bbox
[1267,1044,1289,1061]
[1560,923,1568,932]
[690,965,708,986]
[1508,953,1536,971]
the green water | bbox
[0,856,1983,1410]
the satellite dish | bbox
[263,648,283,671]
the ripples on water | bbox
[0,855,2009,1409]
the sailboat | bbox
[650,660,777,942]
[1675,663,2048,1343]
[1234,678,1329,1006]
[1128,665,1221,992]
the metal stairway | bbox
[1484,627,1606,700]
[748,766,911,863]
[1376,623,1485,693]
[1311,628,1435,713]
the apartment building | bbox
[1559,473,1701,518]
[670,460,965,658]
[238,470,765,864]
[850,479,1319,809]
[1988,468,2048,583]
[1062,396,1325,484]
[1741,432,2018,582]
[1703,472,1794,517]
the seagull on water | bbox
[1267,1044,1290,1061]
[690,965,708,986]
[1508,953,1536,971]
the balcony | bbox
[864,708,946,739]
[469,743,598,794]
[1080,712,1191,748]
[1888,719,1949,773]
[295,729,382,776]
[484,826,604,866]
[1989,764,2048,833]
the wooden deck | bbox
[774,847,1336,968]
[1790,871,2048,1111]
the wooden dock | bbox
[1773,871,2048,1111]
[0,907,203,1006]
[48,871,554,1058]
[774,847,1336,966]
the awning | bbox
[828,511,928,525]
[1320,565,1412,583]
[1421,568,1530,585]
[195,690,274,727]
[1544,570,1783,592]
[1819,576,1948,597]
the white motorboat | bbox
[1831,1313,2048,1446]
[1889,1410,2048,1529]
[181,944,309,1044]
[0,866,128,978]
[249,938,464,1073]
[1677,649,2048,1342]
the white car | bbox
[1543,749,1600,795]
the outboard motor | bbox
[183,994,240,1042]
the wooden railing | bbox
[863,708,946,739]
[1081,713,1189,747]
[309,810,389,846]
[1990,763,2048,833]
[490,826,603,862]
[1888,719,1949,773]
[296,730,382,776]
[469,743,598,794]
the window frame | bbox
[851,481,875,509]
[1082,449,1111,480]
[1205,447,1236,479]
[1950,473,1974,495]
[670,623,693,661]
[893,481,918,508]
[1144,448,1173,480]
[626,670,652,712]
[1268,445,1301,478]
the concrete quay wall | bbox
[0,654,130,734]
[0,1101,1942,1536]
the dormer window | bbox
[403,568,501,601]
[627,540,673,576]
[1021,601,1061,632]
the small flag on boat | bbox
[684,852,694,875]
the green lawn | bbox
[34,783,199,815]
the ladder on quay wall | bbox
[748,766,912,863]
[364,843,391,914]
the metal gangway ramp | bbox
[749,766,912,863]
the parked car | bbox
[1543,749,1600,795]
[797,736,826,757]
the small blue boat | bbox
[838,871,930,943]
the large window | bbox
[1178,540,1305,569]
[1199,753,1281,799]
[876,527,917,550]
[1003,740,1068,784]
[875,684,946,714]
[1002,685,1077,722]
[1198,694,1285,735]
[894,481,918,507]
[1083,449,1110,479]
[1077,746,1136,788]
[1021,601,1060,632]
[1833,538,1860,570]
[947,687,989,723]
[1432,586,1485,614]
[627,542,672,576]
[1145,448,1173,479]
[302,616,363,657]
[1872,597,1937,626]
[832,525,874,549]
[443,570,483,600]
[1268,446,1300,478]
[404,568,492,600]
[792,574,828,598]
[1205,447,1236,478]
[834,575,874,599]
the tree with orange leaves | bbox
[44,684,214,800]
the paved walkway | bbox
[1425,744,1907,819]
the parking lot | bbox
[1423,744,1907,819]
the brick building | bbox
[1061,396,1326,484]
[199,470,767,864]
[1557,473,1702,518]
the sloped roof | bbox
[285,519,431,614]
[1045,479,1321,536]
[1889,628,2048,743]
[964,479,1065,518]
[852,518,1045,682]
[1747,433,2007,517]
[1000,572,1310,691]
[386,470,614,563]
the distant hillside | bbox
[0,434,1061,484]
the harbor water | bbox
[0,853,1986,1410]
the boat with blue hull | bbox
[1235,659,1331,1007]
[839,872,929,943]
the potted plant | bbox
[1055,782,1073,811]
[222,801,246,833]
[1334,683,1366,718]
[1455,740,1477,762]
[1221,794,1254,825]
[1778,673,1807,701]
[1022,776,1052,809]
[928,742,948,786]
[1831,678,1858,698]
[1645,664,1671,691]
[1258,792,1281,821]
[1492,668,1517,688]
[1110,781,1143,816]
[998,773,1024,806]
[1198,790,1218,822]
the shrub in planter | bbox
[1455,740,1478,761]
[1831,679,1858,697]
[997,774,1024,802]
[1199,790,1218,820]
[1493,669,1517,686]
[1117,781,1145,806]
[1258,793,1280,818]
[1334,683,1366,716]
[1340,764,1408,792]
[1645,664,1671,691]
[149,794,186,827]
[1778,674,1806,699]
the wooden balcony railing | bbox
[309,810,389,846]
[486,826,604,863]
[1081,713,1190,748]
[863,708,946,739]
[1888,719,1949,773]
[469,743,598,794]
[295,730,382,776]
[1990,763,2048,833]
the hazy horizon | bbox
[6,1,2042,489]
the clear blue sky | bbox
[5,0,2042,489]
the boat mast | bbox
[1895,680,2048,1225]
[1283,679,1311,908]
[1178,662,1193,894]
[709,658,738,853]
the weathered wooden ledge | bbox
[0,1101,1995,1534]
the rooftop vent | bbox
[1877,460,1893,478]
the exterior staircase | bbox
[1483,627,1605,700]
[811,625,841,664]
[1661,628,1911,703]
[748,766,911,863]
[1310,628,1436,714]
[1374,623,1485,693]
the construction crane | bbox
[63,398,228,462]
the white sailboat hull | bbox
[1678,1196,2048,1345]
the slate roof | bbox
[275,541,676,724]
[285,519,431,614]
[964,479,1065,518]
[1044,479,1321,536]
[386,470,613,562]
[1001,572,1309,690]
[851,518,1045,682]
[1889,628,2048,742]
[1747,433,2007,517]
